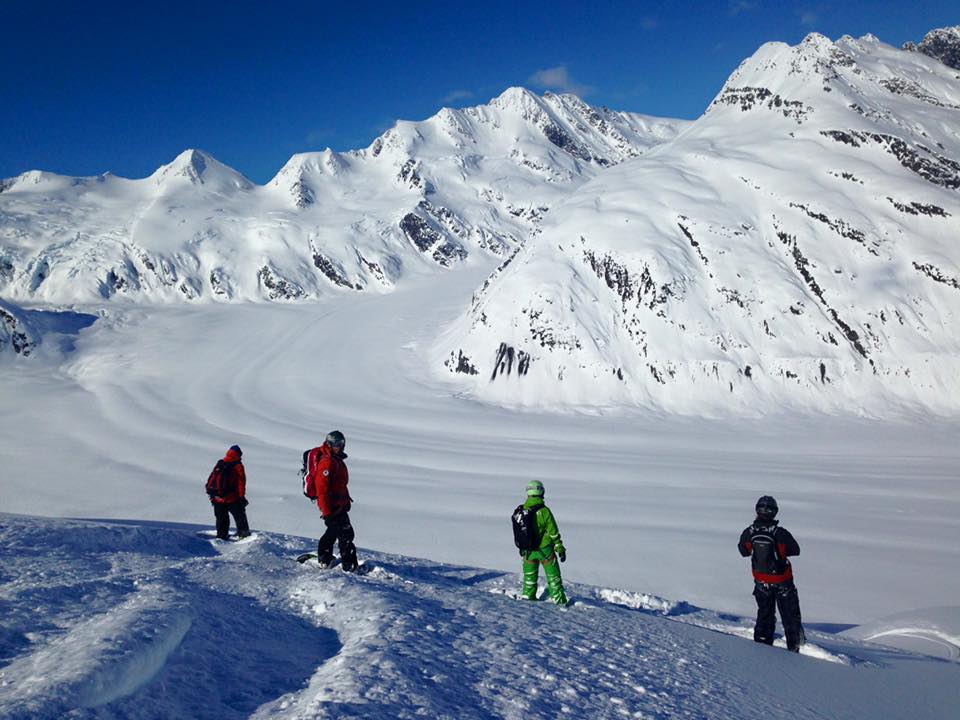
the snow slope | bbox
[1,515,957,719]
[0,91,685,304]
[442,32,960,415]
[1,264,958,625]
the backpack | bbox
[206,460,238,498]
[749,526,784,575]
[300,447,323,499]
[512,504,541,551]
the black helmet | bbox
[325,430,346,448]
[755,495,778,519]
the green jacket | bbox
[523,497,565,555]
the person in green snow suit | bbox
[521,480,568,606]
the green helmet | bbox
[526,480,545,497]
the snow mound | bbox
[843,606,960,660]
[1,514,958,719]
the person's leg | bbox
[541,552,568,606]
[336,513,358,571]
[522,551,541,600]
[229,503,250,537]
[776,581,806,652]
[317,517,338,565]
[213,503,230,539]
[753,582,777,645]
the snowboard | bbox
[296,552,371,574]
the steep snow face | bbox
[0,93,687,304]
[904,25,960,70]
[441,33,960,415]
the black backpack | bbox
[512,504,541,551]
[206,460,238,498]
[749,525,785,575]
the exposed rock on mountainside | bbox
[442,32,960,415]
[0,300,37,356]
[903,25,960,70]
[0,93,686,304]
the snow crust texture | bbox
[2,515,958,720]
[0,92,684,304]
[443,32,960,415]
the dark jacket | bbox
[738,519,800,583]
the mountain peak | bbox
[904,25,960,70]
[490,86,545,114]
[151,149,252,191]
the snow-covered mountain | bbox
[2,515,958,719]
[440,32,960,415]
[0,91,685,304]
[904,24,960,69]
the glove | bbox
[241,497,249,508]
[558,550,566,563]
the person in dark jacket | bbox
[304,430,358,571]
[208,444,250,540]
[738,495,805,652]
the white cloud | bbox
[442,89,474,104]
[728,0,757,15]
[800,10,819,27]
[526,65,594,96]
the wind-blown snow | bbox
[1,515,958,719]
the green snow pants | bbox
[522,548,568,606]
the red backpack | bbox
[300,448,323,499]
[206,460,238,498]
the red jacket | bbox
[306,443,351,518]
[211,448,246,505]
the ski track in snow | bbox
[1,515,958,720]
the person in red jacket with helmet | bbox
[304,430,358,571]
[738,495,805,652]
[207,444,250,540]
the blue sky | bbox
[1,1,955,183]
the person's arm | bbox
[314,456,333,516]
[236,464,247,498]
[540,507,565,555]
[738,527,752,557]
[779,528,800,557]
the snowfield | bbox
[1,515,958,720]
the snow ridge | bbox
[2,515,958,719]
[0,92,686,305]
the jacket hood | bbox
[523,496,545,509]
[224,448,242,463]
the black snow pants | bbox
[753,579,805,651]
[213,500,250,540]
[318,511,358,571]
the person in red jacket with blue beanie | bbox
[304,431,358,571]
[207,445,250,540]
[738,496,805,652]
